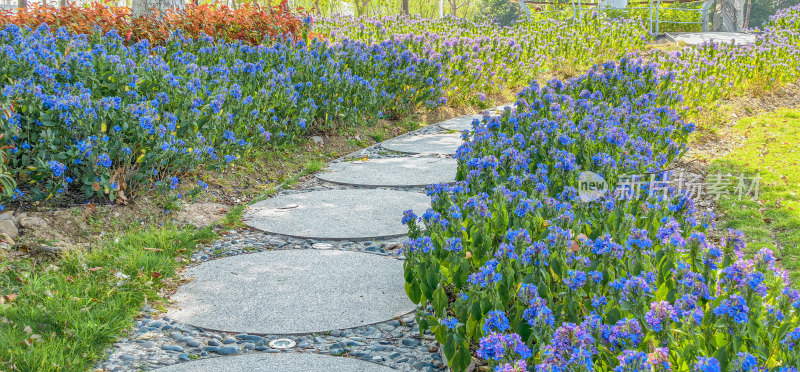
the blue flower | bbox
[483,310,510,334]
[693,357,720,372]
[96,153,112,168]
[48,161,66,177]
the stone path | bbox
[97,105,509,371]
[167,250,415,334]
[380,132,464,155]
[155,353,397,372]
[665,32,757,45]
[437,114,482,132]
[316,157,457,187]
[242,189,430,240]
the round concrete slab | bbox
[381,133,464,155]
[154,352,395,372]
[316,157,457,187]
[438,114,482,131]
[667,32,756,45]
[167,250,415,334]
[243,189,429,240]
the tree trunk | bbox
[451,0,456,15]
[402,0,408,14]
[17,0,26,8]
[132,0,185,18]
[355,0,369,16]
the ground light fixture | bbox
[268,338,297,349]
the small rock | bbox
[14,212,27,223]
[216,346,238,355]
[0,212,13,222]
[401,338,420,347]
[186,340,200,347]
[19,216,48,229]
[235,334,265,343]
[372,356,384,363]
[38,245,62,255]
[0,220,18,239]
[311,136,324,146]
[345,339,365,347]
[207,339,220,346]
[161,345,184,352]
[222,337,236,344]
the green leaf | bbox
[405,281,421,304]
[433,286,448,317]
[714,345,729,371]
[443,338,456,361]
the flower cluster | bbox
[401,60,799,371]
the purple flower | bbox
[645,301,677,333]
[603,318,643,351]
[537,323,596,370]
[477,333,531,361]
[613,349,651,372]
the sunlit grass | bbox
[710,109,800,282]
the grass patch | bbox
[0,225,216,371]
[709,109,800,281]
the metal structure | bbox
[517,0,719,33]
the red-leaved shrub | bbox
[0,1,309,45]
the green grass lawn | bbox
[709,109,800,282]
[0,225,218,371]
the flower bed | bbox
[0,25,444,203]
[317,13,648,106]
[401,59,800,371]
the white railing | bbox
[517,0,720,33]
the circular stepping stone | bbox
[316,157,457,187]
[155,352,395,371]
[667,32,756,45]
[167,250,415,334]
[381,133,464,155]
[438,114,482,131]
[243,189,428,240]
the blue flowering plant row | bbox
[401,59,800,371]
[0,24,446,203]
[317,12,648,106]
